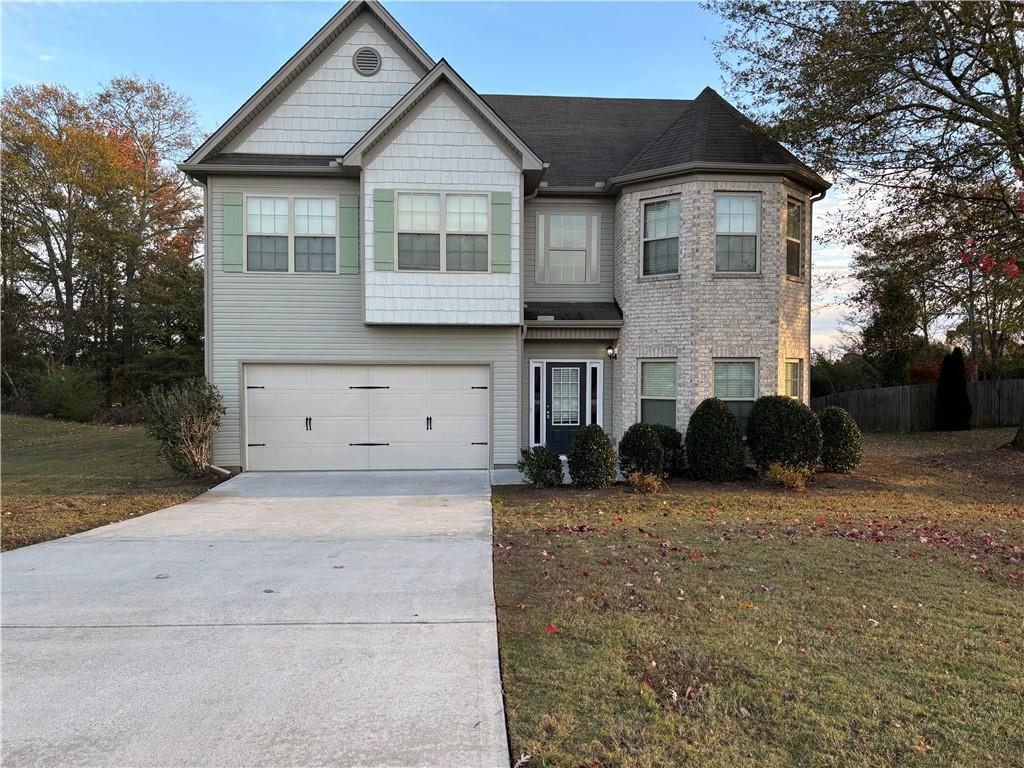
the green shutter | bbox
[373,188,394,271]
[339,194,359,274]
[490,191,511,273]
[222,192,243,272]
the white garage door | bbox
[244,364,491,471]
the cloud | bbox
[37,54,56,62]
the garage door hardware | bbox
[471,386,488,390]
[246,385,265,390]
[425,416,433,430]
[349,442,390,447]
[349,385,390,389]
[247,443,266,447]
[471,441,488,446]
[305,417,312,431]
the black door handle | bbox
[305,417,311,431]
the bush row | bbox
[517,398,862,489]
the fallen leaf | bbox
[545,623,560,634]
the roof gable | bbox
[184,1,433,165]
[342,60,544,172]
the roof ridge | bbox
[616,93,706,177]
[482,93,691,104]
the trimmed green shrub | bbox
[517,445,563,488]
[747,395,822,472]
[935,347,972,431]
[567,424,617,489]
[684,398,744,481]
[30,364,103,422]
[651,423,685,476]
[819,406,862,472]
[143,378,225,477]
[618,423,664,476]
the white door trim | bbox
[528,358,604,447]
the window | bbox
[786,199,805,277]
[551,367,581,426]
[445,194,488,271]
[397,192,489,272]
[642,198,680,276]
[295,198,336,272]
[244,195,340,274]
[397,193,441,271]
[640,361,676,427]
[548,214,587,283]
[784,359,802,399]
[246,197,288,272]
[715,195,758,272]
[714,360,758,431]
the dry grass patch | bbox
[1,415,216,550]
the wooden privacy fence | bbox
[811,379,1024,433]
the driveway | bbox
[1,471,509,767]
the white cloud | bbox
[37,54,56,62]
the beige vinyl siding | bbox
[208,176,519,469]
[524,199,615,302]
[521,340,615,447]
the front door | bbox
[545,363,586,456]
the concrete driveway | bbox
[1,471,509,768]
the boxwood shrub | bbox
[517,445,563,488]
[618,423,664,476]
[651,424,685,476]
[684,398,744,481]
[746,395,822,472]
[567,424,617,489]
[819,405,862,472]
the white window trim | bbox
[640,195,681,277]
[536,213,597,285]
[713,192,761,274]
[242,194,340,275]
[785,197,806,279]
[395,190,492,273]
[528,359,604,448]
[713,357,760,401]
[637,358,678,427]
[784,358,803,399]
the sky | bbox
[2,0,852,346]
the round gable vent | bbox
[352,47,381,77]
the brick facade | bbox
[611,174,812,440]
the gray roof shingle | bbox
[524,301,623,324]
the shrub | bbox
[618,423,664,476]
[819,406,862,472]
[567,424,617,489]
[142,378,225,477]
[651,424,685,476]
[746,395,822,472]
[684,398,744,481]
[30,364,103,422]
[934,347,972,431]
[517,445,563,488]
[626,471,662,494]
[760,462,810,491]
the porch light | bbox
[606,345,618,360]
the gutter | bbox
[526,319,624,329]
[176,163,348,179]
[607,161,831,194]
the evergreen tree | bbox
[934,348,972,431]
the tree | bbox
[935,348,973,431]
[857,274,921,386]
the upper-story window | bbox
[786,199,806,278]
[642,197,679,276]
[536,212,599,284]
[397,192,489,272]
[715,194,758,273]
[245,195,339,273]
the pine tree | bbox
[934,348,972,431]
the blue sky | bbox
[2,1,850,346]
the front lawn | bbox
[493,429,1024,767]
[1,415,216,550]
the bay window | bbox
[714,359,758,432]
[642,197,680,276]
[786,199,805,277]
[640,360,677,427]
[715,194,758,273]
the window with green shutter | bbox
[640,361,677,427]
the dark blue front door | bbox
[545,363,586,455]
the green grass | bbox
[1,414,216,550]
[493,429,1024,767]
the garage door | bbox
[244,364,490,471]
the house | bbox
[179,0,829,473]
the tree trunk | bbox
[1012,407,1024,451]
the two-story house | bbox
[179,0,829,473]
